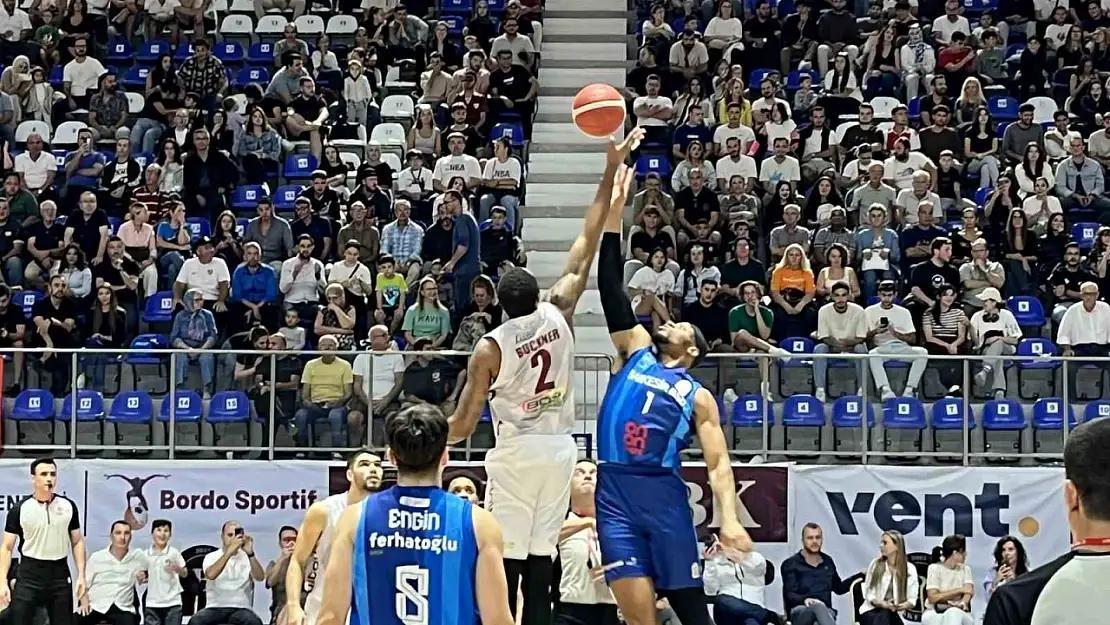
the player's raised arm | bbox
[693,387,751,553]
[316,504,360,625]
[285,502,330,625]
[544,127,645,325]
[597,162,653,365]
[472,506,515,625]
[447,338,501,443]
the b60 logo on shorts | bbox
[520,388,566,413]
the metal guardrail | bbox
[0,347,1097,464]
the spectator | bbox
[703,537,776,625]
[922,535,973,625]
[726,280,792,399]
[380,199,425,284]
[963,106,1001,188]
[263,52,308,120]
[759,138,802,201]
[1044,110,1082,163]
[859,531,918,625]
[1002,105,1044,164]
[1050,243,1097,326]
[998,210,1036,299]
[1057,135,1110,216]
[291,198,332,261]
[922,283,968,396]
[0,199,22,287]
[813,211,855,270]
[87,72,129,143]
[769,204,810,263]
[157,136,186,193]
[263,526,298,625]
[213,211,243,270]
[715,136,758,194]
[884,139,934,194]
[866,280,929,399]
[230,242,279,333]
[314,283,356,350]
[155,202,191,288]
[798,107,838,183]
[115,203,158,296]
[54,36,106,122]
[143,519,186,625]
[816,241,860,300]
[679,278,728,347]
[62,129,106,205]
[0,284,25,393]
[983,536,1029,599]
[673,243,721,309]
[350,168,394,223]
[328,240,373,332]
[22,200,65,289]
[396,150,435,222]
[478,205,523,277]
[813,281,868,402]
[243,198,295,272]
[175,39,226,112]
[478,137,521,227]
[444,190,481,315]
[338,209,380,271]
[1057,281,1110,393]
[350,324,406,446]
[170,288,217,396]
[900,203,947,274]
[183,127,237,221]
[194,522,265,625]
[400,338,462,414]
[296,334,354,451]
[100,137,142,216]
[282,76,327,162]
[402,275,452,347]
[93,236,141,335]
[227,326,271,390]
[960,238,1005,311]
[173,236,230,320]
[905,238,961,322]
[769,243,817,341]
[13,133,54,202]
[850,161,898,215]
[781,523,850,625]
[236,107,282,185]
[84,288,127,388]
[31,273,77,394]
[918,106,961,166]
[968,288,1021,399]
[298,171,342,222]
[487,48,537,140]
[629,248,675,329]
[280,234,326,323]
[720,237,766,302]
[52,243,92,306]
[1021,176,1062,234]
[253,333,301,431]
[80,520,148,625]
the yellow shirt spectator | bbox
[301,357,354,405]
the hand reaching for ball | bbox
[606,126,645,168]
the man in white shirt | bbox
[80,521,148,624]
[279,233,327,323]
[894,170,943,225]
[715,136,757,191]
[144,519,187,625]
[631,75,673,145]
[350,324,406,446]
[395,150,435,206]
[432,132,481,192]
[712,102,756,155]
[194,521,265,625]
[814,282,869,402]
[0,0,32,44]
[173,236,231,308]
[884,138,934,192]
[13,133,55,197]
[758,137,801,195]
[1058,281,1110,394]
[866,280,929,399]
[931,0,970,45]
[489,16,534,68]
[1044,111,1082,164]
[60,36,106,110]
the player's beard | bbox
[651,330,671,349]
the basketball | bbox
[572,83,626,138]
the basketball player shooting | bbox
[284,450,383,625]
[592,170,752,625]
[315,404,515,625]
[446,126,646,625]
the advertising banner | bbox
[791,465,1069,623]
[80,460,329,619]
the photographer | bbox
[192,522,264,625]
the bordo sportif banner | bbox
[791,465,1069,624]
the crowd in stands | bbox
[623,0,1110,403]
[0,0,538,451]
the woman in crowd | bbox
[408,104,441,160]
[815,243,859,301]
[116,201,159,298]
[982,174,1020,243]
[312,34,343,90]
[401,275,452,348]
[315,283,357,350]
[465,0,499,52]
[863,23,900,99]
[1038,213,1070,281]
[1017,36,1049,99]
[961,106,1000,189]
[628,248,675,330]
[236,107,282,185]
[52,243,92,306]
[1074,80,1110,130]
[1058,26,1087,70]
[671,139,716,192]
[156,202,192,289]
[1088,226,1110,296]
[715,77,752,126]
[673,76,715,126]
[213,210,242,270]
[859,530,918,625]
[969,287,1022,399]
[1015,143,1053,199]
[1021,177,1062,234]
[640,3,674,66]
[459,274,502,330]
[478,137,522,228]
[208,109,235,153]
[321,145,352,202]
[802,176,844,228]
[768,243,817,341]
[764,180,804,228]
[999,208,1038,299]
[954,77,987,126]
[156,136,185,194]
[84,285,127,390]
[923,535,974,625]
[922,283,968,397]
[170,288,218,397]
[673,243,721,311]
[949,207,981,266]
[983,536,1030,599]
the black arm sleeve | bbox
[598,232,640,334]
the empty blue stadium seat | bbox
[214,41,245,64]
[274,185,303,210]
[441,14,464,35]
[748,68,774,88]
[49,65,63,87]
[973,186,993,207]
[440,0,473,13]
[235,217,249,237]
[1073,222,1099,249]
[1031,397,1077,430]
[13,289,41,318]
[1009,297,1045,327]
[137,40,172,64]
[61,390,106,421]
[185,217,211,241]
[732,394,773,427]
[831,396,876,428]
[907,96,922,120]
[142,292,176,324]
[1083,400,1110,423]
[231,185,266,210]
[1016,338,1057,368]
[207,391,251,422]
[479,402,492,422]
[106,39,133,64]
[108,391,154,423]
[782,395,824,427]
[11,390,55,421]
[486,0,505,10]
[235,66,270,88]
[159,391,204,422]
[982,398,1026,430]
[635,154,671,180]
[248,41,276,66]
[490,122,524,148]
[883,397,926,428]
[123,66,149,90]
[989,95,1018,121]
[931,397,976,430]
[126,334,169,365]
[284,153,318,179]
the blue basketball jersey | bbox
[351,486,479,625]
[596,347,701,470]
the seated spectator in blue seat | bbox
[285,76,329,162]
[922,283,969,397]
[236,107,283,185]
[1056,281,1110,396]
[94,236,142,336]
[85,285,128,390]
[315,283,358,350]
[479,206,524,278]
[173,236,231,334]
[1049,242,1095,327]
[782,523,851,625]
[969,288,1022,400]
[814,282,868,403]
[116,202,160,298]
[280,234,326,325]
[478,137,522,228]
[22,199,65,290]
[182,127,238,223]
[1056,135,1110,219]
[61,130,107,210]
[156,202,193,289]
[290,197,333,261]
[63,190,110,268]
[213,211,243,270]
[295,334,353,450]
[230,242,280,334]
[866,281,929,400]
[769,243,818,342]
[0,198,24,287]
[170,288,218,397]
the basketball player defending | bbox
[315,405,515,625]
[593,172,752,625]
[285,449,384,625]
[447,126,646,625]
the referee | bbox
[0,458,87,625]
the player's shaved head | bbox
[497,267,540,318]
[386,404,449,476]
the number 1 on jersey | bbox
[395,565,430,625]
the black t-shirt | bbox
[66,209,110,262]
[720,258,767,289]
[0,304,24,336]
[674,187,720,230]
[681,300,730,345]
[402,358,458,404]
[0,220,22,257]
[225,330,261,366]
[356,162,395,190]
[445,124,482,156]
[983,550,1110,625]
[488,65,532,102]
[744,16,782,48]
[909,260,961,300]
[920,95,955,124]
[291,217,333,260]
[140,89,180,122]
[289,95,326,121]
[299,188,342,220]
[630,229,673,256]
[935,165,961,199]
[93,258,142,305]
[24,220,66,254]
[840,124,884,155]
[962,124,995,156]
[1050,265,1097,302]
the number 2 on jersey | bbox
[530,348,555,393]
[623,391,655,456]
[395,565,430,625]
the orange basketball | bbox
[572,83,626,138]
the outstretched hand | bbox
[606,126,645,167]
[610,164,634,213]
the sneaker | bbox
[815,388,826,402]
[203,390,212,400]
[881,387,897,400]
[760,381,773,400]
[76,373,85,389]
[723,388,738,408]
[770,346,793,362]
[902,386,917,398]
[947,385,962,397]
[994,389,1006,400]
[974,366,991,389]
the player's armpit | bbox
[448,338,500,443]
[315,505,358,625]
[285,501,328,604]
[473,507,515,625]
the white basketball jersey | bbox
[484,302,576,438]
[302,493,352,624]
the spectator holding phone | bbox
[865,280,929,400]
[983,536,1029,600]
[193,522,264,625]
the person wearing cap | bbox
[173,235,230,319]
[295,334,354,451]
[968,287,1021,399]
[1056,281,1110,395]
[1002,103,1045,164]
[291,197,332,261]
[865,280,929,399]
[349,169,394,223]
[960,238,1005,311]
[358,142,395,191]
